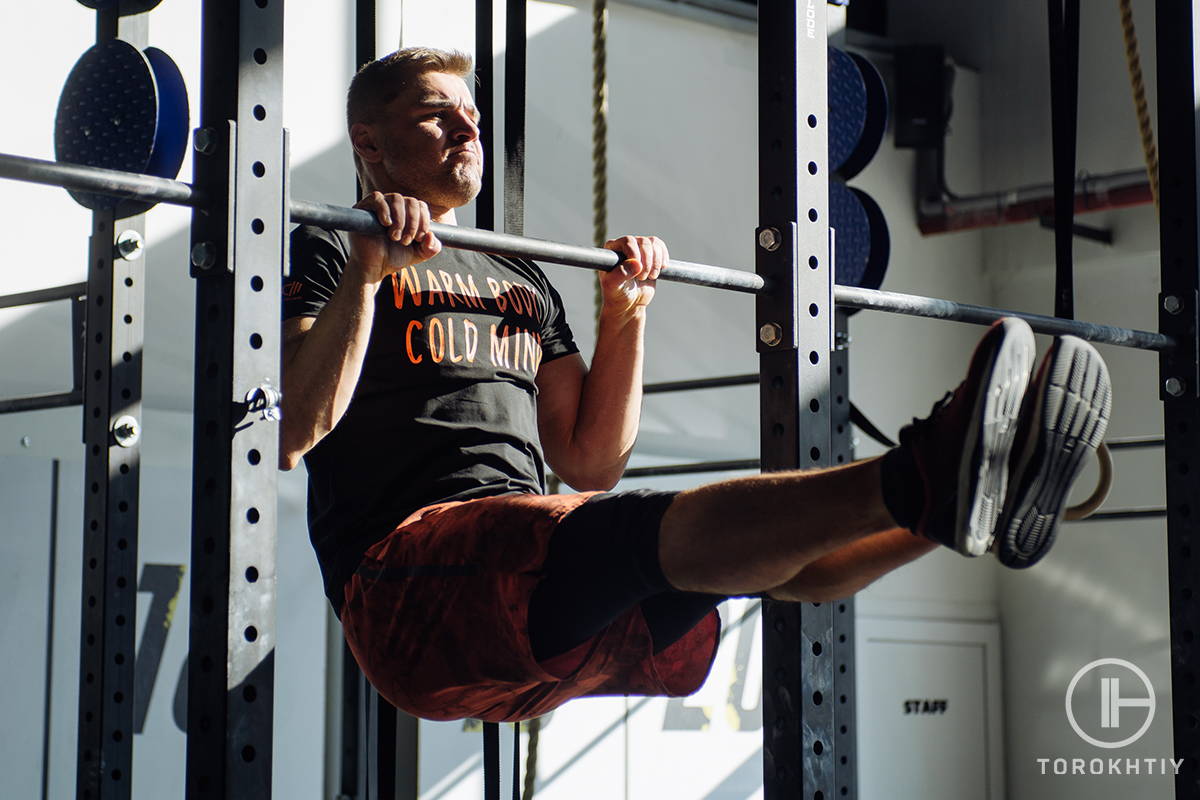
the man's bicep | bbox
[535,352,587,460]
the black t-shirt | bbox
[283,226,579,612]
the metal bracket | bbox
[755,222,800,353]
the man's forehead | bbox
[405,72,475,108]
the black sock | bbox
[880,445,923,532]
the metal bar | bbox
[1105,436,1164,450]
[0,282,87,310]
[1155,1,1200,792]
[290,199,766,292]
[622,459,759,478]
[758,1,833,797]
[0,390,83,415]
[643,374,757,394]
[1037,217,1114,245]
[1070,508,1167,522]
[835,285,1172,351]
[0,152,204,208]
[41,459,60,800]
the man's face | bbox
[371,70,483,210]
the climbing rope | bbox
[1118,0,1159,209]
[521,716,540,800]
[592,0,609,336]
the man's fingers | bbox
[355,191,392,228]
[651,238,669,280]
[400,197,425,245]
[382,195,404,243]
[416,231,443,260]
[416,201,432,244]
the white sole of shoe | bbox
[957,319,1036,556]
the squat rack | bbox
[0,0,1198,797]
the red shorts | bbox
[340,492,720,723]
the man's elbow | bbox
[278,427,310,471]
[553,461,624,493]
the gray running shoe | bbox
[994,335,1113,568]
[901,317,1036,556]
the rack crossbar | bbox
[0,390,83,415]
[1072,508,1168,522]
[0,282,87,310]
[1105,436,1165,450]
[623,458,760,478]
[0,151,1173,349]
[644,374,758,394]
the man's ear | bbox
[350,122,383,164]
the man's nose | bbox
[451,112,480,143]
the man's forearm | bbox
[279,270,380,468]
[568,308,646,486]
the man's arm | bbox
[279,193,440,470]
[535,235,666,490]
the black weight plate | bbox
[838,52,888,181]
[830,180,871,289]
[143,47,189,182]
[75,1,166,13]
[851,186,890,291]
[828,47,867,175]
[55,39,158,211]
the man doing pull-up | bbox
[279,47,1112,723]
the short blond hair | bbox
[347,46,474,130]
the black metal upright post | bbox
[830,311,856,800]
[757,2,833,798]
[185,1,286,797]
[503,0,526,237]
[476,0,496,232]
[76,10,148,800]
[1155,1,1200,794]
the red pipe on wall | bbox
[918,168,1153,235]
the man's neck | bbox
[361,180,459,226]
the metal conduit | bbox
[0,151,1174,350]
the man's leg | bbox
[658,457,899,595]
[659,319,1039,596]
[764,528,937,602]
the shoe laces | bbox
[898,390,955,447]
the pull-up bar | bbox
[290,198,766,292]
[0,150,1174,350]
